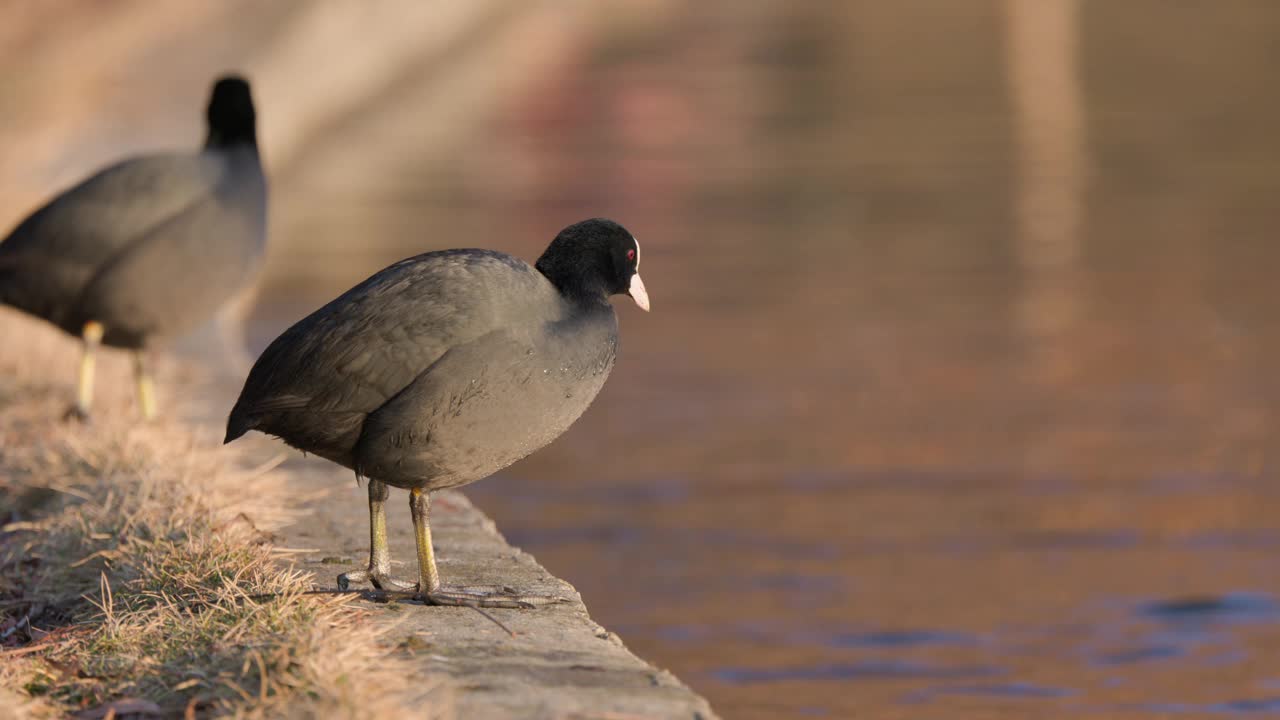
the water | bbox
[249,2,1280,717]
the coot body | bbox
[225,218,648,606]
[0,75,267,418]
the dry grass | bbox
[0,311,446,719]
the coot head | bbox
[535,218,649,311]
[205,74,257,149]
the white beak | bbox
[628,272,650,311]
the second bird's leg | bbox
[64,321,104,422]
[131,350,157,421]
[409,487,565,609]
[338,479,415,591]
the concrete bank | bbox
[0,306,716,718]
[262,447,719,720]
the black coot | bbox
[0,75,267,420]
[225,218,648,607]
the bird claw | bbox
[337,567,416,592]
[62,405,91,424]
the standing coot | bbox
[225,218,648,607]
[0,74,267,420]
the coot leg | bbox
[131,350,157,421]
[338,479,415,591]
[64,321,104,422]
[409,488,565,609]
[409,487,441,592]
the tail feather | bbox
[224,405,256,444]
[0,256,70,325]
[0,260,16,307]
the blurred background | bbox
[6,1,1280,717]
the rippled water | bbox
[250,2,1280,717]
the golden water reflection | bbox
[246,2,1280,717]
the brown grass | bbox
[0,311,447,719]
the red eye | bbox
[626,249,636,262]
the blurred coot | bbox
[0,74,268,420]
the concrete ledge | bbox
[275,456,719,719]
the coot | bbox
[225,218,648,607]
[0,75,268,420]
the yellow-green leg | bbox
[409,487,565,609]
[338,479,414,591]
[64,321,104,422]
[132,350,157,421]
[410,487,440,593]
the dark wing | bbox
[226,250,548,463]
[75,159,266,339]
[351,329,537,485]
[352,309,619,489]
[0,153,228,323]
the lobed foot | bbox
[62,404,91,423]
[421,584,567,609]
[337,567,416,592]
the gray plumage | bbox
[226,246,622,491]
[225,218,647,604]
[0,75,267,349]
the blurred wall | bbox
[0,0,602,282]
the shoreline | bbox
[0,310,717,718]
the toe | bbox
[427,587,567,609]
[337,568,417,593]
[337,569,371,590]
[374,575,417,592]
